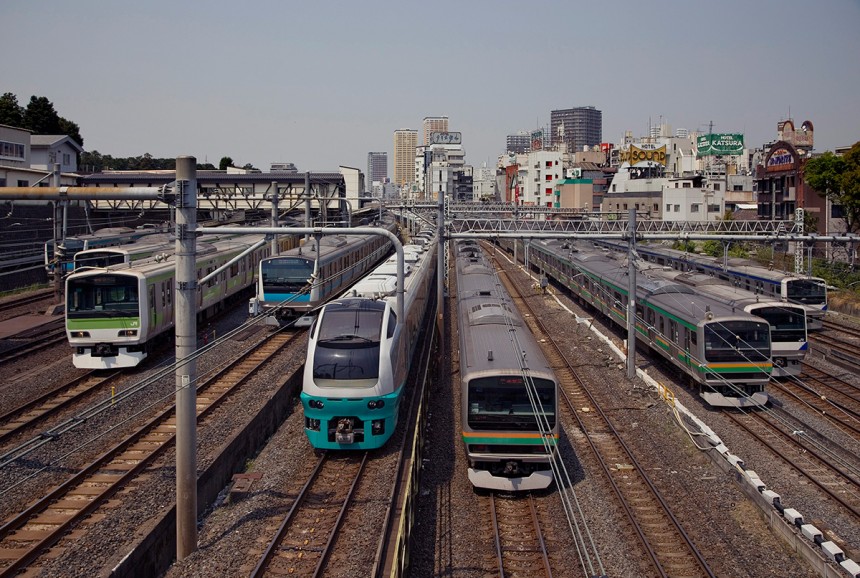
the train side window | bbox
[387,312,397,338]
[230,263,239,277]
[690,330,697,346]
[658,316,664,335]
[161,282,165,307]
[670,320,678,342]
[167,282,172,305]
[646,308,655,327]
[149,286,155,309]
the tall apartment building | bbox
[422,116,449,145]
[506,131,530,154]
[393,129,418,187]
[366,152,387,191]
[550,106,602,153]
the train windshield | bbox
[703,320,770,362]
[67,275,139,318]
[751,306,806,343]
[786,279,826,305]
[74,251,125,269]
[312,302,384,381]
[262,257,314,293]
[467,376,556,431]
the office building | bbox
[506,132,530,154]
[366,152,387,191]
[550,106,602,152]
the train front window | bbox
[703,321,770,362]
[467,376,556,431]
[753,306,806,342]
[262,258,314,292]
[786,279,826,305]
[74,251,124,269]
[67,275,139,318]
[312,301,384,382]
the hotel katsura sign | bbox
[696,133,744,157]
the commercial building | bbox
[422,116,449,146]
[366,152,387,192]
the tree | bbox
[0,92,24,126]
[23,96,62,135]
[219,157,234,170]
[805,143,860,234]
[58,117,83,147]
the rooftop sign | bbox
[430,131,462,145]
[696,133,744,157]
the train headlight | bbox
[117,330,138,337]
[308,399,324,409]
[367,400,385,409]
[71,331,90,338]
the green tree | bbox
[58,117,83,147]
[219,156,234,170]
[804,143,860,234]
[23,96,62,134]
[0,92,24,126]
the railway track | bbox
[0,328,298,577]
[0,321,66,366]
[773,363,860,439]
[250,453,368,578]
[486,492,553,577]
[0,370,121,448]
[490,249,714,578]
[810,329,860,370]
[822,318,860,340]
[723,410,860,522]
[0,291,53,315]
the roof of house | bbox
[30,135,84,152]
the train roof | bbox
[534,241,770,327]
[66,234,269,279]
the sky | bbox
[3,0,859,175]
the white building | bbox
[30,135,84,173]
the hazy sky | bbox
[4,1,859,174]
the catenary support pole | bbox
[437,191,445,351]
[175,157,198,559]
[271,181,279,255]
[52,165,62,304]
[627,209,637,379]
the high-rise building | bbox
[393,129,418,187]
[550,106,602,152]
[422,116,449,145]
[506,131,530,154]
[366,152,387,191]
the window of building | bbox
[733,185,744,191]
[714,183,721,191]
[545,187,553,195]
[666,203,671,211]
[546,202,552,207]
[832,204,845,218]
[709,204,720,213]
[674,204,680,211]
[545,174,552,181]
[691,203,700,212]
[63,153,71,165]
[0,141,26,159]
[623,203,628,210]
[653,203,659,212]
[17,179,28,187]
[682,182,691,188]
[545,161,552,168]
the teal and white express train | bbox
[301,220,437,450]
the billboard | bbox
[430,131,462,145]
[696,133,744,157]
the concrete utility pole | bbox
[174,157,198,560]
[52,164,63,304]
[627,208,637,380]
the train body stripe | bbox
[462,432,558,444]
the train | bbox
[46,226,165,274]
[509,238,773,408]
[456,240,560,491]
[65,233,285,369]
[250,217,397,322]
[596,240,828,330]
[301,222,438,450]
[638,265,808,377]
[72,233,175,270]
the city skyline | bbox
[3,1,859,173]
